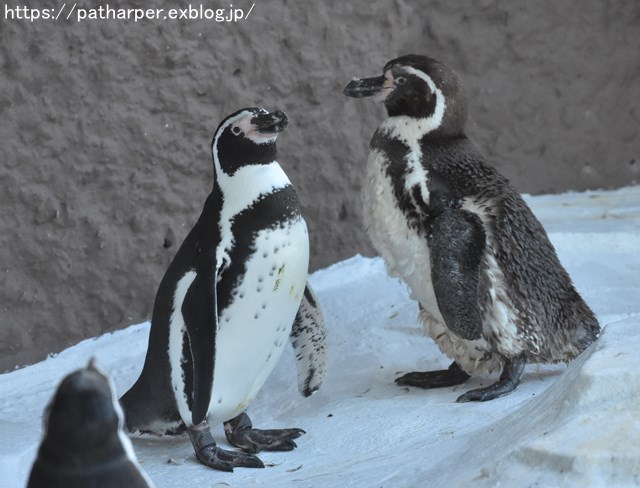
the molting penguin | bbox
[343,55,599,402]
[28,359,154,488]
[120,108,327,471]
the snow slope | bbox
[1,186,639,488]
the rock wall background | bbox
[1,0,639,371]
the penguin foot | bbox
[224,412,305,454]
[395,361,471,389]
[188,421,264,472]
[456,355,526,403]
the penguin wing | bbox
[181,260,219,426]
[290,284,327,397]
[429,208,486,341]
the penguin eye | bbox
[232,126,242,136]
[395,77,407,86]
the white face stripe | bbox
[379,65,447,140]
[211,110,254,177]
[230,113,278,145]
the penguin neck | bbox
[213,160,293,270]
[379,113,466,152]
[381,80,468,145]
[213,160,291,197]
[213,139,278,177]
[38,432,128,468]
[379,115,440,152]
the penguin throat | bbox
[381,83,447,142]
[214,138,278,177]
[379,112,444,147]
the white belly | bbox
[208,218,309,424]
[362,149,440,313]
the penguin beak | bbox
[252,110,288,134]
[343,75,388,98]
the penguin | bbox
[343,55,600,402]
[120,107,327,471]
[28,359,154,488]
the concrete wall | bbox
[1,0,639,371]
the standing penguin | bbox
[343,55,599,402]
[28,359,154,488]
[120,108,327,471]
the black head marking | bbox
[211,107,288,176]
[385,55,468,135]
[37,361,126,472]
[31,360,153,487]
[344,54,468,137]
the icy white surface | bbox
[1,186,639,488]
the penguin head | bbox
[343,54,467,137]
[212,107,288,176]
[41,359,123,455]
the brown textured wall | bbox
[1,0,639,371]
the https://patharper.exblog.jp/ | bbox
[3,3,255,23]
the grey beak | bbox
[252,110,288,133]
[342,75,386,98]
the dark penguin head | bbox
[29,359,152,488]
[211,107,288,176]
[343,54,468,138]
[40,359,123,460]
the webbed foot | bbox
[395,361,471,389]
[188,421,264,472]
[456,355,526,403]
[224,412,305,454]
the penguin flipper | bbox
[290,284,327,397]
[181,271,218,425]
[430,209,486,341]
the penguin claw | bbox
[188,421,264,471]
[227,427,305,453]
[224,413,305,453]
[455,381,517,403]
[194,444,265,472]
[456,355,526,402]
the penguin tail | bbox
[566,298,601,356]
[291,285,328,397]
[119,379,185,436]
[573,318,601,351]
